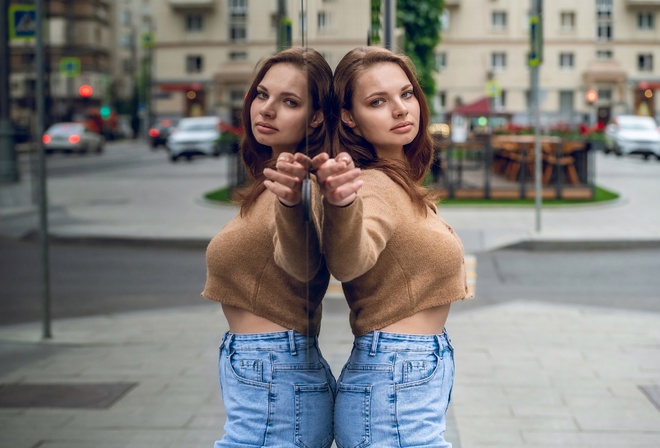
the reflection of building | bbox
[435,0,660,126]
[150,0,370,124]
[9,0,113,127]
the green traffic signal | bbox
[100,105,111,119]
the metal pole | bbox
[531,0,543,232]
[383,0,394,51]
[0,0,19,184]
[35,0,51,339]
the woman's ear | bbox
[310,110,324,128]
[341,109,356,128]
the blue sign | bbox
[9,5,36,40]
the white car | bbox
[42,122,104,154]
[604,115,660,160]
[166,116,221,162]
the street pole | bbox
[0,0,19,184]
[383,0,395,51]
[530,0,543,232]
[35,0,51,339]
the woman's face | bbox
[250,63,313,157]
[341,62,420,160]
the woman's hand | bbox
[264,152,312,207]
[313,152,363,207]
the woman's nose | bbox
[259,100,275,118]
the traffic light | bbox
[100,105,111,119]
[79,84,93,98]
[585,89,598,104]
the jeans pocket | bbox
[334,383,372,448]
[294,382,334,448]
[395,353,452,447]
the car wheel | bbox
[96,143,104,154]
[170,153,178,162]
[643,153,650,161]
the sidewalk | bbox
[1,145,660,447]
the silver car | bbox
[166,116,221,162]
[42,122,105,154]
[605,115,660,160]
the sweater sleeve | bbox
[322,171,398,282]
[272,178,324,282]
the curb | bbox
[503,239,660,251]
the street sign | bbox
[9,5,36,41]
[60,57,81,78]
[142,31,155,48]
[485,80,502,98]
[528,15,543,67]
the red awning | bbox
[158,83,203,92]
[451,96,492,116]
[638,81,660,90]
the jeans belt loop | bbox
[369,330,380,357]
[288,330,297,356]
[225,333,235,357]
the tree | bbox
[396,0,444,106]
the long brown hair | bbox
[234,47,334,215]
[333,46,436,212]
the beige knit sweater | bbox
[323,169,471,336]
[201,185,329,336]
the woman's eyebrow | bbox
[257,85,303,101]
[364,84,413,100]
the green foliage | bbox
[371,0,382,44]
[396,0,444,103]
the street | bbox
[1,140,659,325]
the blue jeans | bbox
[214,330,336,448]
[334,330,455,448]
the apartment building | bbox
[435,0,660,126]
[150,0,370,123]
[8,0,114,126]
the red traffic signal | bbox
[585,89,598,103]
[79,84,93,98]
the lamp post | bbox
[0,0,19,184]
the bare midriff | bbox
[380,303,451,335]
[222,304,288,334]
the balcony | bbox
[168,0,215,9]
[626,0,660,7]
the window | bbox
[491,52,506,71]
[230,23,247,42]
[596,0,612,18]
[597,22,612,41]
[437,91,446,109]
[597,50,613,59]
[559,91,574,117]
[560,12,575,31]
[299,11,307,35]
[435,52,447,71]
[597,89,612,101]
[122,58,133,74]
[229,51,247,61]
[440,10,450,31]
[121,9,131,26]
[638,12,654,30]
[186,14,204,32]
[318,11,329,31]
[229,0,247,19]
[121,33,132,48]
[638,54,653,72]
[186,55,203,73]
[492,11,507,30]
[559,53,574,69]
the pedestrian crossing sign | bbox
[9,5,36,41]
[60,57,81,78]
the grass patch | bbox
[205,185,620,207]
[204,187,233,203]
[438,185,619,206]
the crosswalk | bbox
[324,254,477,300]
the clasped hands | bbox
[264,152,363,207]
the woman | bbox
[315,47,472,448]
[201,47,335,448]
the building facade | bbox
[150,0,371,124]
[435,0,660,127]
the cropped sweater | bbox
[201,184,329,336]
[323,169,471,336]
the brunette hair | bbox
[233,47,334,215]
[333,46,437,212]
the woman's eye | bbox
[370,99,384,107]
[284,99,298,107]
[256,92,268,100]
[402,91,413,99]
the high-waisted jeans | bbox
[334,330,455,448]
[214,330,336,448]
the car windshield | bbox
[618,118,656,131]
[179,121,217,132]
[48,123,83,134]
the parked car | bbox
[166,116,221,162]
[148,118,177,149]
[42,122,104,154]
[604,115,660,160]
